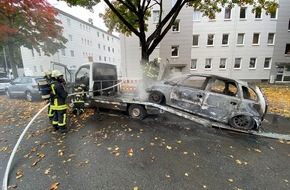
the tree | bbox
[0,0,67,78]
[63,0,278,64]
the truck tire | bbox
[128,104,147,120]
[149,91,164,104]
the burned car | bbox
[146,74,267,130]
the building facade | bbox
[21,8,121,77]
[121,0,290,82]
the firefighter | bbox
[44,70,54,120]
[38,70,54,120]
[72,84,85,115]
[50,70,68,133]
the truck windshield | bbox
[75,65,90,87]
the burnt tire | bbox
[128,104,147,120]
[229,115,255,130]
[149,91,164,104]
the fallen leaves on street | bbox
[260,84,290,118]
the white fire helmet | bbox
[44,70,52,77]
[51,70,63,78]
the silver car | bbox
[5,76,43,101]
[146,74,267,130]
[0,78,12,93]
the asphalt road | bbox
[0,95,289,190]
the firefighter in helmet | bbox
[50,70,68,133]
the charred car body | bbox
[146,74,267,130]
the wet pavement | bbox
[0,95,289,190]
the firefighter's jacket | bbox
[50,80,68,110]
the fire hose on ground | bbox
[2,82,124,190]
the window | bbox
[97,31,99,37]
[207,34,214,45]
[288,18,290,30]
[242,86,257,101]
[191,59,197,70]
[153,10,160,23]
[70,50,74,57]
[237,33,244,45]
[108,47,110,52]
[102,34,105,39]
[205,58,212,69]
[61,49,66,56]
[31,49,34,57]
[264,58,271,69]
[68,34,73,42]
[172,19,180,32]
[222,34,229,45]
[240,7,247,19]
[267,33,275,45]
[234,58,242,69]
[171,46,179,57]
[210,79,237,96]
[285,44,290,55]
[193,10,201,21]
[107,36,109,41]
[98,43,100,49]
[270,9,277,19]
[103,45,106,50]
[112,48,114,53]
[252,33,260,45]
[224,8,231,19]
[181,76,208,90]
[104,56,107,62]
[99,55,102,61]
[40,65,44,72]
[249,58,256,69]
[255,9,262,19]
[192,35,199,46]
[219,58,226,69]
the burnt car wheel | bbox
[26,91,33,102]
[149,91,164,104]
[229,115,255,130]
[128,104,147,120]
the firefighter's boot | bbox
[60,126,68,134]
[53,125,59,132]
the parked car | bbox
[146,74,267,130]
[5,76,43,101]
[0,78,12,94]
[0,78,12,93]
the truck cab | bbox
[74,62,119,98]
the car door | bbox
[9,77,24,97]
[201,78,241,122]
[170,75,209,114]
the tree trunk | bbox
[7,42,18,79]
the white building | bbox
[121,0,290,82]
[21,8,121,77]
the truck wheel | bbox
[229,115,255,130]
[128,104,147,120]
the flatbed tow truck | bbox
[86,95,290,141]
[58,61,290,141]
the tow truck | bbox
[52,61,290,141]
